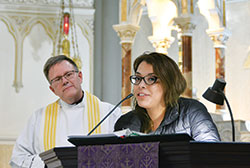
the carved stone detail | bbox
[216,120,250,142]
[84,18,94,31]
[0,0,94,7]
[174,15,197,36]
[9,16,31,31]
[148,36,174,54]
[113,24,140,44]
[179,22,196,35]
[207,28,231,48]
[211,113,250,142]
[210,33,229,46]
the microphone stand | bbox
[87,93,133,136]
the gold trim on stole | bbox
[43,92,101,151]
[85,91,101,134]
[43,100,59,151]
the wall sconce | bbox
[202,78,235,141]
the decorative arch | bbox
[21,16,58,58]
[129,0,146,25]
[0,16,17,39]
[22,17,56,43]
[8,15,58,92]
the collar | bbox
[71,91,84,105]
[59,91,85,109]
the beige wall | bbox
[0,145,13,168]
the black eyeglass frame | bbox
[130,74,158,85]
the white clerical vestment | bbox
[10,91,122,168]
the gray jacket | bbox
[114,97,221,142]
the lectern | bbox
[40,134,250,168]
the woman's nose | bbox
[138,79,147,88]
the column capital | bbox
[113,24,140,44]
[206,27,231,48]
[174,15,197,36]
[148,36,175,54]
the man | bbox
[10,55,122,168]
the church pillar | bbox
[113,0,145,112]
[113,24,139,112]
[175,16,196,98]
[207,28,231,111]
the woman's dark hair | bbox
[43,55,78,83]
[133,52,186,133]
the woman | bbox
[114,52,220,141]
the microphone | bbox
[87,93,133,136]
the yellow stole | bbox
[43,91,101,151]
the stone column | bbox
[207,28,231,111]
[182,35,192,97]
[174,16,196,98]
[113,0,145,112]
[113,24,140,112]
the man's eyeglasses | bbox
[130,74,158,85]
[50,70,78,85]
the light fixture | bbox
[54,0,82,69]
[202,78,235,141]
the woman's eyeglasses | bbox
[130,74,158,85]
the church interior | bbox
[1,0,250,167]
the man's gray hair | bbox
[43,55,79,83]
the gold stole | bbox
[43,91,101,151]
